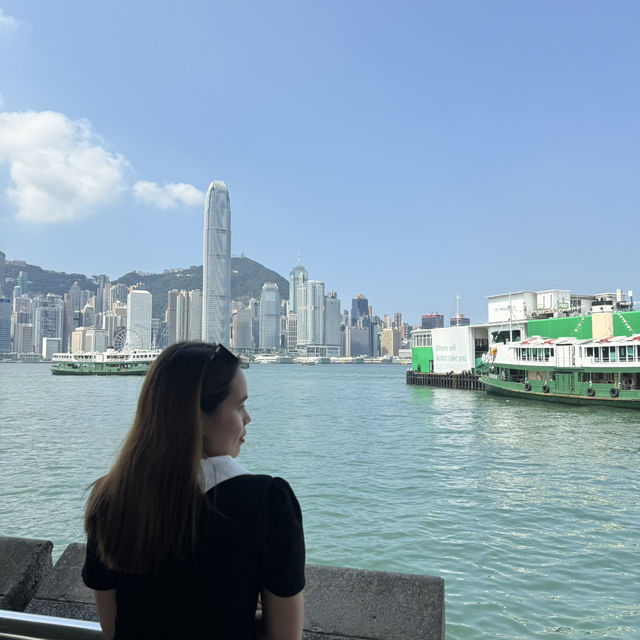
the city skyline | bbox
[1,2,638,323]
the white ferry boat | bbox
[51,349,161,376]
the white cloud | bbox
[133,181,204,209]
[0,9,20,33]
[0,110,127,222]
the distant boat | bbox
[51,349,160,376]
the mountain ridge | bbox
[4,257,290,319]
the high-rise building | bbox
[393,312,402,329]
[33,294,64,355]
[297,281,325,345]
[249,298,260,349]
[289,262,308,314]
[345,325,369,356]
[110,283,129,306]
[127,289,152,349]
[421,313,444,329]
[14,323,34,354]
[351,294,369,326]
[450,314,471,327]
[95,275,110,314]
[86,329,109,352]
[286,313,297,350]
[324,290,341,346]
[0,251,5,296]
[42,337,62,360]
[17,271,28,296]
[188,290,202,341]
[259,283,280,350]
[202,180,231,345]
[231,308,253,350]
[0,297,11,352]
[380,328,402,356]
[176,292,188,343]
[166,289,179,346]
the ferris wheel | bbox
[113,328,143,353]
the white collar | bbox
[200,455,249,492]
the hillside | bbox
[4,257,289,319]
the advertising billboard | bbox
[432,326,474,373]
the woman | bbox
[82,342,305,640]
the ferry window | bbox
[628,346,634,360]
[586,347,593,357]
[609,346,616,362]
[603,348,609,362]
[637,345,640,359]
[594,347,600,363]
[550,348,554,357]
[544,348,550,360]
[619,346,626,362]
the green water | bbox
[1,363,638,639]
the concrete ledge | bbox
[26,544,97,621]
[304,564,444,640]
[2,539,445,639]
[0,536,53,611]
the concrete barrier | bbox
[2,538,445,639]
[0,537,53,611]
[25,544,96,621]
[304,564,444,640]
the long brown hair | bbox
[84,342,239,574]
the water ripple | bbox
[1,363,638,639]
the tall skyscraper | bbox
[351,294,369,325]
[0,251,5,296]
[297,281,325,345]
[127,289,152,349]
[289,261,308,314]
[32,294,64,356]
[202,180,231,345]
[95,275,110,314]
[188,290,202,341]
[324,290,341,346]
[166,289,179,346]
[259,283,280,350]
[0,297,11,352]
[231,308,253,350]
[17,271,28,296]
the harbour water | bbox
[1,362,638,639]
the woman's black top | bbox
[82,475,305,640]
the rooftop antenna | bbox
[297,251,302,265]
[456,284,461,321]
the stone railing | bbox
[0,536,445,640]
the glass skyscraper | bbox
[259,283,280,350]
[202,181,231,345]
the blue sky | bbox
[0,1,638,323]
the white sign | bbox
[431,327,473,374]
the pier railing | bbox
[406,370,484,390]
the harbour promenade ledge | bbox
[0,536,445,640]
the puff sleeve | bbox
[261,477,305,597]
[82,538,116,591]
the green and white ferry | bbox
[51,349,161,376]
[478,301,640,408]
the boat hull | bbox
[51,364,150,376]
[481,377,640,408]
